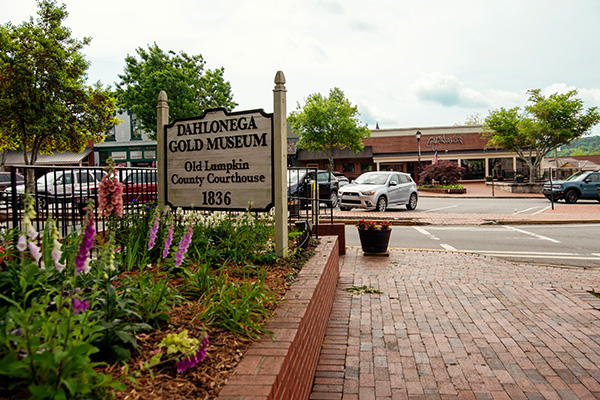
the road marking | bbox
[502,226,561,243]
[441,243,457,251]
[594,254,600,257]
[424,205,459,213]
[514,206,546,215]
[532,206,551,215]
[413,226,440,240]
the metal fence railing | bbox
[1,165,333,246]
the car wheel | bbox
[406,193,418,210]
[328,192,338,208]
[37,194,49,210]
[376,196,387,212]
[564,189,579,204]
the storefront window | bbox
[488,158,513,180]
[343,163,355,173]
[461,159,485,180]
[361,163,373,172]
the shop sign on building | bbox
[164,108,273,211]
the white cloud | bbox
[411,73,490,108]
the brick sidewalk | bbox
[310,248,600,399]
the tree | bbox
[0,0,118,182]
[418,161,464,185]
[483,89,600,183]
[288,87,371,171]
[115,44,237,141]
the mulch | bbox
[108,244,314,399]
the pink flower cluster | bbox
[98,170,124,218]
[176,335,209,373]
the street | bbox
[379,196,599,214]
[345,223,600,268]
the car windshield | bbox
[287,171,307,185]
[354,173,389,185]
[565,172,588,182]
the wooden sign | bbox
[164,108,273,211]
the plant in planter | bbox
[515,174,524,183]
[356,219,392,254]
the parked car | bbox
[542,170,600,203]
[332,171,350,188]
[7,169,105,209]
[287,169,339,208]
[0,172,24,202]
[338,171,418,212]
[119,168,157,204]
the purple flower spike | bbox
[174,225,193,267]
[162,222,174,259]
[76,214,95,275]
[148,214,160,250]
[72,297,90,314]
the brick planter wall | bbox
[217,236,340,400]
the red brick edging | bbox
[217,236,340,400]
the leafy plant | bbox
[344,285,383,295]
[0,289,124,399]
[197,275,277,339]
[123,268,183,328]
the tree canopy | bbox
[483,89,600,182]
[115,44,237,141]
[0,0,118,167]
[558,135,600,156]
[288,87,370,171]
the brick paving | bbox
[310,248,600,399]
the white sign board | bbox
[164,108,273,211]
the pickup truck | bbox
[542,171,600,203]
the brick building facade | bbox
[293,124,534,182]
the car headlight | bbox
[361,190,376,196]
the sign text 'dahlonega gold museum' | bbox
[165,108,273,210]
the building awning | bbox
[296,146,373,161]
[3,148,93,166]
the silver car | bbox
[338,171,418,212]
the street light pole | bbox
[415,131,422,179]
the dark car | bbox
[0,172,25,202]
[542,171,600,203]
[287,169,339,208]
[332,171,350,188]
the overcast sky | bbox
[3,0,600,134]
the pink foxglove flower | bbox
[148,213,160,250]
[16,235,27,252]
[76,213,95,275]
[98,163,124,218]
[174,225,193,267]
[28,240,42,263]
[72,297,89,314]
[162,222,174,259]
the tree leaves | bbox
[288,87,371,171]
[115,44,237,141]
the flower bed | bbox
[0,160,323,399]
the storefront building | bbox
[294,124,536,182]
[94,111,156,167]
